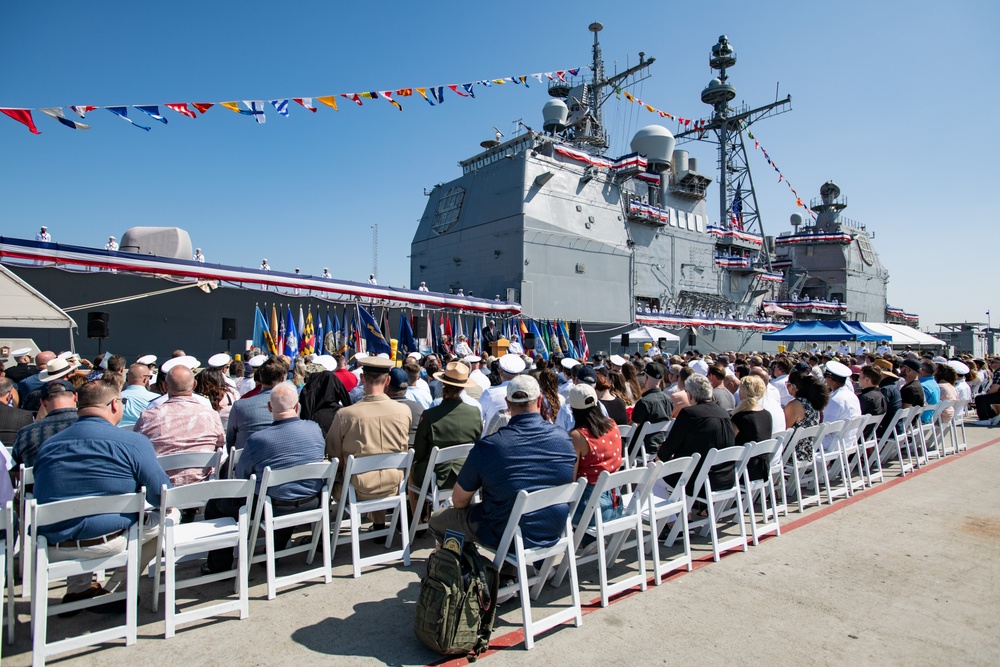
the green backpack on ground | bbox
[414,540,500,660]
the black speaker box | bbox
[620,333,630,347]
[688,331,697,346]
[87,311,109,338]
[524,333,536,349]
[415,316,427,338]
[221,318,238,340]
[568,322,579,340]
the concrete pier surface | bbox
[5,429,999,666]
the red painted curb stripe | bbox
[426,434,1000,666]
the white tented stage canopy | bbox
[611,326,681,345]
[861,322,946,347]
[0,265,77,347]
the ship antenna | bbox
[589,22,605,139]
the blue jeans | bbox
[573,484,623,528]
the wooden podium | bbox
[490,338,510,358]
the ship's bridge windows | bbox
[431,186,466,235]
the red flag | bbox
[447,84,469,97]
[165,103,197,119]
[1,109,40,134]
[191,103,214,114]
[292,98,317,112]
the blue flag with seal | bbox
[284,306,299,358]
[357,305,391,355]
[528,319,549,360]
[252,306,269,351]
[398,313,418,356]
[315,309,325,355]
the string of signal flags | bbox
[618,90,815,219]
[0,65,591,134]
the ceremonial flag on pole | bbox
[253,306,269,351]
[38,107,90,130]
[284,307,299,358]
[578,321,590,361]
[277,306,287,356]
[430,312,440,353]
[134,105,168,124]
[106,107,150,131]
[301,308,315,355]
[165,103,197,119]
[315,310,325,355]
[444,315,454,341]
[324,310,336,355]
[398,313,418,355]
[356,305,391,355]
[455,315,464,341]
[297,306,305,345]
[269,305,280,355]
[528,320,548,360]
[333,309,342,353]
[0,109,41,134]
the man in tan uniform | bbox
[327,356,411,529]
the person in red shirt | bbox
[333,353,358,393]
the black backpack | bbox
[414,541,500,660]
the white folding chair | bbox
[226,446,244,479]
[768,429,792,517]
[781,423,829,512]
[899,407,929,468]
[156,448,224,483]
[407,444,474,543]
[625,420,671,469]
[837,416,869,495]
[697,446,750,561]
[855,414,886,486]
[554,465,658,607]
[153,477,255,638]
[31,491,145,666]
[17,465,33,598]
[741,438,784,545]
[642,454,700,585]
[249,461,337,599]
[946,400,968,453]
[936,400,958,456]
[486,481,585,650]
[331,451,413,578]
[919,403,949,461]
[1,501,15,650]
[816,420,850,504]
[876,407,918,476]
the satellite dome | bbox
[789,213,803,228]
[542,99,569,132]
[630,125,675,173]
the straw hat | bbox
[433,361,476,389]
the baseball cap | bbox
[388,367,409,390]
[568,384,598,410]
[643,362,664,380]
[41,379,76,399]
[506,375,540,403]
[575,366,598,386]
[900,359,921,374]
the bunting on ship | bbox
[636,312,784,332]
[763,299,847,313]
[758,272,784,283]
[552,145,650,173]
[714,255,752,268]
[706,225,763,245]
[774,232,852,246]
[886,306,919,322]
[628,200,670,224]
[0,236,520,315]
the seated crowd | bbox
[0,336,992,615]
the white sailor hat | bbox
[208,353,231,368]
[947,360,970,376]
[608,354,627,367]
[560,357,581,371]
[824,360,852,379]
[463,354,481,364]
[407,351,423,360]
[11,347,31,358]
[248,354,267,368]
[932,356,948,364]
[313,354,337,372]
[161,356,200,373]
[498,354,526,374]
[376,353,391,359]
[136,354,157,365]
[353,352,370,361]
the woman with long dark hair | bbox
[569,384,622,526]
[537,368,563,424]
[783,369,830,461]
[595,367,628,425]
[195,367,233,427]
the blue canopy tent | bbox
[762,320,887,341]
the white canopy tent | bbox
[861,322,945,348]
[611,326,681,354]
[0,265,77,349]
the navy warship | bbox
[410,25,903,352]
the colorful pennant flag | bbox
[293,98,317,112]
[69,105,97,118]
[316,96,338,111]
[134,105,168,124]
[165,103,197,119]
[0,109,41,134]
[191,103,214,114]
[38,107,90,130]
[106,107,150,131]
[415,88,434,106]
[270,99,289,117]
[243,100,266,124]
[220,101,249,114]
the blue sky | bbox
[0,1,994,330]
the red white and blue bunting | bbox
[714,255,752,269]
[886,306,919,323]
[774,232,852,246]
[763,299,847,313]
[758,272,784,283]
[628,200,670,224]
[706,225,763,245]
[636,312,784,332]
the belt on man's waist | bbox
[270,492,321,509]
[56,528,126,549]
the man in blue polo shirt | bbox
[428,374,576,550]
[33,379,173,608]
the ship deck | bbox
[4,429,999,666]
